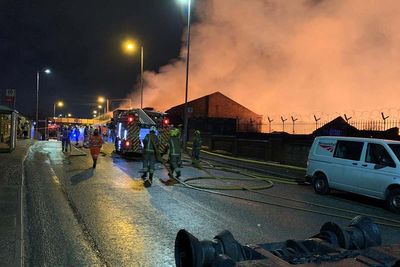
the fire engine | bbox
[113,108,170,155]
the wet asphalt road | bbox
[24,141,400,266]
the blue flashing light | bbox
[118,123,122,138]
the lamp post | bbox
[53,101,64,118]
[36,68,51,125]
[178,0,192,148]
[122,40,144,109]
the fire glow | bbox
[128,0,400,121]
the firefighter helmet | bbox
[170,128,180,137]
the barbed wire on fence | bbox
[239,119,400,134]
[262,108,400,125]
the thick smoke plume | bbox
[130,0,400,121]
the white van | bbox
[306,136,400,213]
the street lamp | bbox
[98,96,132,112]
[177,0,192,147]
[53,101,64,118]
[36,68,51,125]
[122,39,144,109]
[67,113,72,117]
[93,110,98,114]
[98,96,109,113]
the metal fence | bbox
[239,120,400,134]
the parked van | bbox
[306,136,400,213]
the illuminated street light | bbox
[98,96,109,113]
[67,113,72,117]
[53,100,64,118]
[122,39,144,109]
[122,39,138,54]
[98,105,102,109]
[93,110,98,114]
[36,67,52,127]
[93,114,97,118]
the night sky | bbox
[0,0,186,118]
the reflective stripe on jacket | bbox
[144,133,159,153]
[169,136,181,156]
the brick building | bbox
[166,92,262,134]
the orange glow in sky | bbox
[127,0,400,122]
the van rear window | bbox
[333,141,364,161]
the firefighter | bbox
[74,126,80,145]
[89,129,103,168]
[142,126,159,187]
[83,125,89,147]
[168,127,182,179]
[192,130,202,166]
[61,126,71,152]
[108,118,116,143]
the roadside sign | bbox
[3,89,16,108]
[5,89,16,97]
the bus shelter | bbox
[0,105,17,152]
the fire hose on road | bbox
[162,152,400,229]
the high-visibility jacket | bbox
[89,135,103,148]
[143,133,159,154]
[192,135,202,150]
[168,136,181,156]
[89,135,103,159]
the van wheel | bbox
[387,189,400,214]
[313,173,330,195]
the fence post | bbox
[268,117,273,133]
[281,116,287,133]
[291,116,298,134]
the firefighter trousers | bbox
[169,155,181,177]
[143,152,156,174]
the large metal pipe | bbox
[175,216,383,267]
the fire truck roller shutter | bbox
[158,126,170,153]
[127,122,141,153]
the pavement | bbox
[0,139,31,266]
